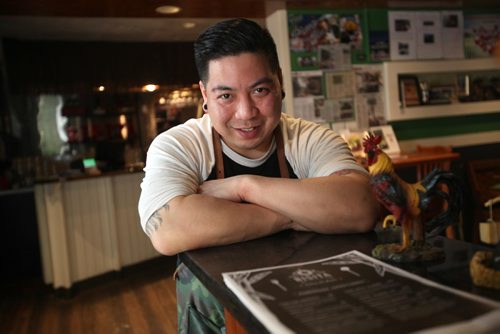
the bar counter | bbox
[33,165,145,184]
[34,168,159,289]
[180,231,500,333]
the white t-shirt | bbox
[138,113,366,233]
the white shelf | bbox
[382,58,500,121]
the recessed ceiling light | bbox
[183,22,196,29]
[155,5,181,15]
[142,84,160,92]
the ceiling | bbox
[0,0,498,42]
[0,0,269,42]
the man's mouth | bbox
[233,125,260,138]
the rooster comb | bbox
[362,133,382,153]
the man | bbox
[138,18,378,333]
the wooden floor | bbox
[0,256,179,334]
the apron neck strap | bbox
[212,125,289,180]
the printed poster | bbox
[324,71,355,99]
[293,97,327,123]
[318,44,351,70]
[353,64,386,127]
[291,71,324,98]
[416,11,443,59]
[288,12,367,71]
[355,93,385,128]
[322,97,356,123]
[464,14,500,58]
[388,11,417,60]
[441,10,464,59]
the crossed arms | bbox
[148,170,378,256]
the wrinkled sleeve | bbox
[283,116,367,178]
[138,125,211,234]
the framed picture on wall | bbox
[398,75,422,107]
[369,125,401,156]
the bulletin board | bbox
[287,9,384,130]
[287,9,370,71]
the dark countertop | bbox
[0,186,34,197]
[33,167,144,184]
[180,231,500,333]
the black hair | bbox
[194,18,281,84]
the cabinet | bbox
[61,93,148,171]
[63,93,139,143]
[382,58,500,121]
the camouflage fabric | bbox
[176,262,226,334]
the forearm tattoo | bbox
[145,203,169,237]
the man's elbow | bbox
[352,199,379,233]
[354,214,377,233]
[150,232,181,256]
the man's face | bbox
[200,52,282,159]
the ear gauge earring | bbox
[281,91,286,99]
[203,103,208,111]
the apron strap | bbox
[212,125,289,180]
[212,129,225,180]
[274,125,289,179]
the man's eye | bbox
[254,87,270,95]
[219,93,231,100]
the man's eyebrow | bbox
[210,77,275,93]
[251,77,274,88]
[211,85,233,93]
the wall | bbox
[367,8,500,147]
[280,6,500,150]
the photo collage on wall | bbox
[288,11,385,131]
[288,12,367,71]
[388,10,465,60]
[464,14,500,58]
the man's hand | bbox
[198,175,247,202]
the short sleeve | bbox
[281,115,366,178]
[138,116,214,233]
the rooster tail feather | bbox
[423,170,463,237]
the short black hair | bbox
[194,18,281,84]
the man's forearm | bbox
[240,172,378,234]
[149,194,292,255]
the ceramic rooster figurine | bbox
[363,134,462,262]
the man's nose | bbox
[234,95,257,120]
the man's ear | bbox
[277,69,285,99]
[277,68,283,88]
[199,80,208,101]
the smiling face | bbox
[200,52,283,159]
